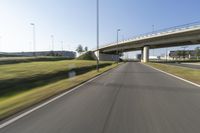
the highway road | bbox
[1,62,200,133]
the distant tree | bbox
[186,51,191,59]
[176,51,182,59]
[84,46,88,52]
[195,47,200,59]
[76,44,84,54]
[47,51,55,56]
[119,52,124,57]
[182,50,187,59]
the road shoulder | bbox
[142,63,200,88]
[0,63,122,125]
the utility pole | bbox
[30,23,36,56]
[51,35,54,51]
[61,41,64,56]
[165,48,168,62]
[117,29,121,63]
[152,25,155,57]
[0,36,2,52]
[61,41,64,51]
[96,0,99,72]
[181,46,188,59]
[152,25,155,33]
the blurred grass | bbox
[0,56,71,65]
[0,60,113,98]
[0,60,102,80]
[150,59,200,63]
[0,59,117,120]
[0,62,118,120]
[147,63,200,85]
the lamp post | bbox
[0,36,2,52]
[181,46,188,59]
[30,23,36,56]
[61,41,64,56]
[51,35,54,51]
[165,48,168,62]
[117,29,121,63]
[96,0,99,72]
[152,25,155,58]
[50,35,55,56]
[61,41,64,51]
[152,25,155,33]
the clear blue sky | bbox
[0,0,200,56]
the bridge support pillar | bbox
[141,49,144,62]
[143,46,149,63]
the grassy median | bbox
[0,60,118,120]
[147,63,200,85]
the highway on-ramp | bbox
[0,62,200,133]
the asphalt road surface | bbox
[166,63,200,69]
[1,62,200,133]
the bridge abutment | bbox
[94,51,120,61]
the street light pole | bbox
[0,36,2,52]
[117,29,121,63]
[152,25,155,33]
[30,23,36,56]
[165,48,168,62]
[181,46,188,59]
[152,25,155,57]
[61,41,64,51]
[51,35,54,51]
[96,0,99,72]
[61,41,64,56]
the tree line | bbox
[172,47,200,59]
[76,44,88,55]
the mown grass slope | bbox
[0,59,117,120]
[0,60,112,98]
[0,56,70,65]
[147,63,200,85]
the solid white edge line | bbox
[182,63,200,66]
[142,63,200,88]
[0,67,116,129]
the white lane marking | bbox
[182,63,200,66]
[0,68,116,129]
[142,63,200,88]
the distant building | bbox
[136,54,160,60]
[169,50,196,59]
[5,51,76,58]
[149,56,160,60]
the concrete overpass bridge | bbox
[94,21,200,62]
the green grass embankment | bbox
[147,63,200,85]
[0,60,118,120]
[0,56,71,65]
[150,59,200,63]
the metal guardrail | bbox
[99,21,200,49]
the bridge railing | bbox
[99,21,200,49]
